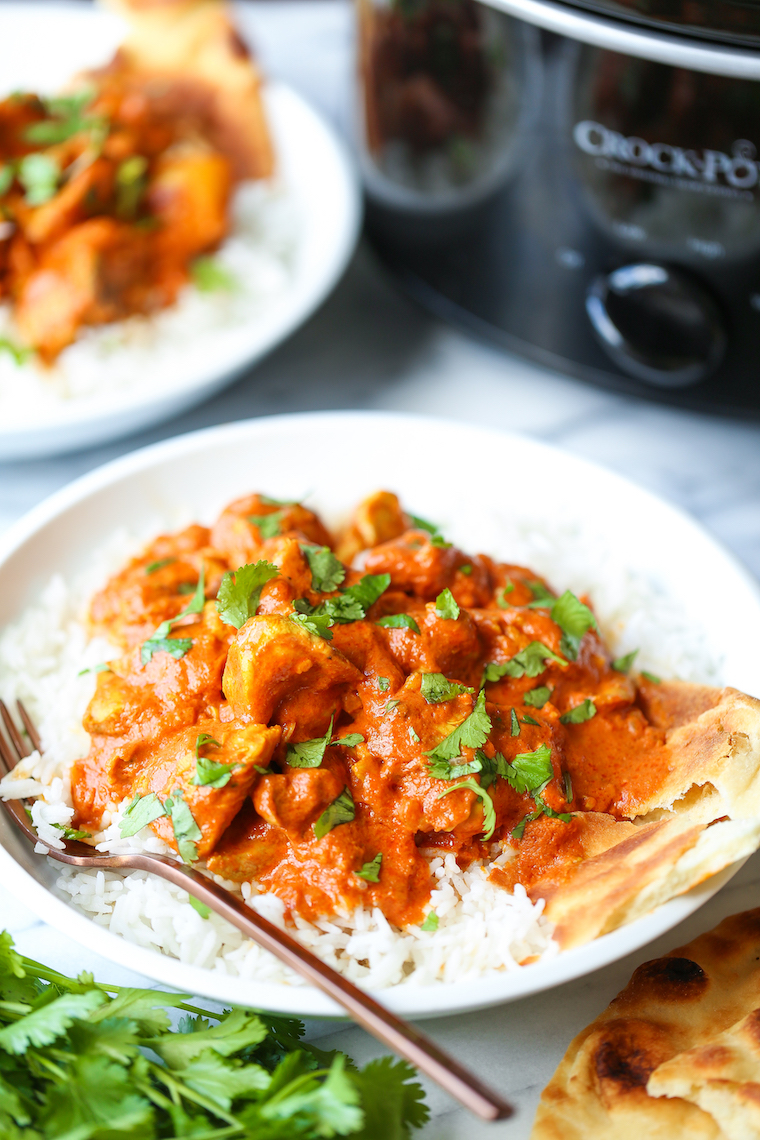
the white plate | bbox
[1,412,758,1019]
[0,5,360,460]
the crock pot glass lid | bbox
[558,0,760,48]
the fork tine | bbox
[0,699,28,759]
[16,700,41,754]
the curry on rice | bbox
[69,490,760,945]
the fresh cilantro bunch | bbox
[0,932,428,1140]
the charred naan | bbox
[532,910,760,1139]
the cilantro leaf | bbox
[427,754,483,780]
[642,670,662,684]
[460,564,473,575]
[510,708,521,736]
[525,580,555,608]
[260,494,299,507]
[378,677,390,692]
[248,510,284,539]
[287,716,333,769]
[289,611,334,640]
[188,896,211,919]
[141,567,206,663]
[145,557,174,575]
[524,685,552,708]
[559,699,596,724]
[261,1054,363,1136]
[409,513,439,536]
[420,913,438,932]
[436,778,496,839]
[191,255,238,293]
[164,788,202,863]
[216,560,279,629]
[192,755,238,789]
[0,991,105,1053]
[376,614,421,634]
[302,545,345,593]
[194,732,220,761]
[612,649,638,673]
[434,588,459,620]
[119,792,166,838]
[384,699,400,713]
[0,164,13,197]
[351,1056,430,1139]
[314,788,355,839]
[551,590,596,660]
[18,153,59,205]
[354,853,382,882]
[336,734,364,748]
[176,1052,270,1110]
[564,771,573,803]
[426,689,491,762]
[420,673,474,704]
[496,583,515,610]
[340,572,390,613]
[503,742,553,794]
[483,661,510,684]
[0,336,32,366]
[153,1006,268,1067]
[521,712,540,726]
[51,823,91,841]
[501,641,568,678]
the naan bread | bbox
[531,910,760,1139]
[98,0,274,180]
[648,1008,760,1140]
[629,682,760,823]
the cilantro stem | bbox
[149,1061,241,1124]
[0,999,31,1015]
[263,1067,331,1107]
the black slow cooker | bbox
[357,0,760,415]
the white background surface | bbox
[2,3,760,1137]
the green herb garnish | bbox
[612,649,638,673]
[314,788,355,839]
[420,912,439,932]
[503,742,553,795]
[641,670,662,684]
[164,788,202,863]
[0,336,32,366]
[216,560,279,629]
[18,152,59,205]
[559,699,596,724]
[51,824,91,841]
[188,895,210,919]
[145,558,175,575]
[289,610,334,640]
[119,792,166,838]
[510,708,521,737]
[436,778,496,840]
[287,717,333,769]
[500,641,568,679]
[191,255,238,293]
[496,583,515,610]
[551,590,596,661]
[524,685,552,708]
[378,677,390,692]
[425,689,491,763]
[302,545,345,593]
[434,588,459,620]
[376,614,420,634]
[354,854,382,882]
[249,511,284,539]
[420,673,474,704]
[141,568,206,664]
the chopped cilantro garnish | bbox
[503,742,553,795]
[314,788,355,839]
[564,771,573,803]
[436,778,496,839]
[0,336,32,366]
[192,736,239,788]
[420,912,439,932]
[354,853,382,882]
[77,662,110,676]
[427,754,484,780]
[293,573,390,627]
[302,545,345,593]
[460,564,473,576]
[483,661,510,684]
[434,588,459,620]
[612,649,638,673]
[164,788,202,863]
[24,89,103,146]
[512,812,540,840]
[551,590,596,661]
[376,613,421,634]
[188,895,210,919]
[0,164,13,196]
[191,255,238,293]
[176,582,196,595]
[408,726,420,744]
[384,699,400,713]
[496,583,515,610]
[259,493,299,507]
[378,676,390,692]
[559,699,596,724]
[521,712,540,726]
[115,155,147,220]
[524,685,552,708]
[641,670,662,684]
[510,708,521,736]
[426,689,491,762]
[195,732,220,761]
[216,560,279,629]
[18,152,59,206]
[420,673,474,704]
[525,580,555,608]
[336,733,364,748]
[145,558,175,575]
[249,511,284,540]
[289,610,334,640]
[141,568,206,664]
[501,641,568,679]
[51,823,91,841]
[119,792,166,838]
[287,717,333,769]
[409,513,450,548]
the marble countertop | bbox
[3,3,760,1137]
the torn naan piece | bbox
[648,1007,760,1139]
[532,909,760,1140]
[98,0,274,180]
[495,810,760,950]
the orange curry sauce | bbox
[71,491,668,927]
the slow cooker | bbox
[357,0,760,415]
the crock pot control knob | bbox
[586,263,726,388]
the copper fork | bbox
[0,698,512,1123]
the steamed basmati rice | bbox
[0,520,721,989]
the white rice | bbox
[0,524,721,989]
[0,177,297,421]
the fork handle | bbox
[95,851,513,1121]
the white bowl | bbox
[0,4,360,459]
[1,412,758,1018]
